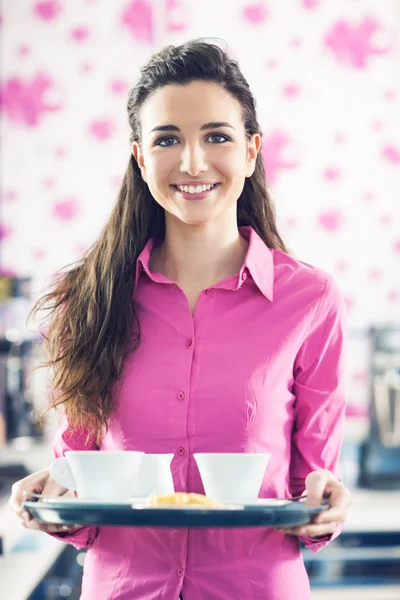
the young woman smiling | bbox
[10,39,351,600]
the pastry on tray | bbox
[147,492,223,507]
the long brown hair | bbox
[32,38,288,445]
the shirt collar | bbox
[238,225,274,301]
[134,235,160,288]
[135,225,274,302]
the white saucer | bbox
[220,499,290,507]
[41,496,149,505]
[131,502,240,510]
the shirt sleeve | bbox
[290,274,347,552]
[46,414,100,550]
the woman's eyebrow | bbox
[149,122,236,133]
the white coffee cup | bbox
[131,453,175,497]
[50,450,144,502]
[193,453,271,502]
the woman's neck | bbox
[150,221,249,290]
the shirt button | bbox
[177,447,185,456]
[242,270,248,281]
[205,288,212,295]
[177,568,184,577]
[177,391,185,401]
[186,338,193,347]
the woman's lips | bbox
[171,183,220,200]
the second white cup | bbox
[193,453,271,502]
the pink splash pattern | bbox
[4,190,18,202]
[88,119,115,140]
[71,26,90,42]
[0,73,62,126]
[243,2,268,24]
[166,0,188,32]
[33,248,46,261]
[52,199,79,221]
[317,210,346,232]
[121,0,153,44]
[324,16,389,69]
[34,1,62,20]
[323,167,341,181]
[0,224,12,241]
[383,144,400,164]
[261,131,299,184]
[110,79,129,94]
[283,83,301,97]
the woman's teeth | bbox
[175,183,218,194]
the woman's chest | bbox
[113,295,305,449]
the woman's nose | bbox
[179,145,208,176]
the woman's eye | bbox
[155,134,230,147]
[206,134,229,144]
[156,137,178,147]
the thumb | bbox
[40,476,69,498]
[305,470,334,506]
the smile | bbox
[170,183,220,200]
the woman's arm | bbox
[284,274,350,551]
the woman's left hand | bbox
[276,469,351,538]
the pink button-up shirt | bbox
[50,225,347,600]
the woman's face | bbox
[132,80,261,227]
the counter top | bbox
[342,488,400,533]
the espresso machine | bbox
[359,324,400,489]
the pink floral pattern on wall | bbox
[324,16,390,69]
[52,199,80,222]
[0,0,399,421]
[0,74,62,126]
[121,0,154,43]
[34,1,62,21]
[261,130,299,184]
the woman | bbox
[10,39,351,600]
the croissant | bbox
[147,492,221,507]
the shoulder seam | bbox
[302,273,330,342]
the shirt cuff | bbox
[300,521,343,553]
[47,525,99,550]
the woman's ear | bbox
[245,133,261,178]
[131,142,147,183]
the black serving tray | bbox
[23,498,329,528]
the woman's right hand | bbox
[9,467,82,534]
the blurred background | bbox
[0,0,399,599]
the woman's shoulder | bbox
[270,248,345,306]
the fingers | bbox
[9,468,51,517]
[276,521,338,537]
[313,481,351,525]
[9,467,80,536]
[305,470,351,521]
[40,477,69,498]
[9,467,70,534]
[277,470,352,539]
[304,469,332,506]
[19,511,82,534]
